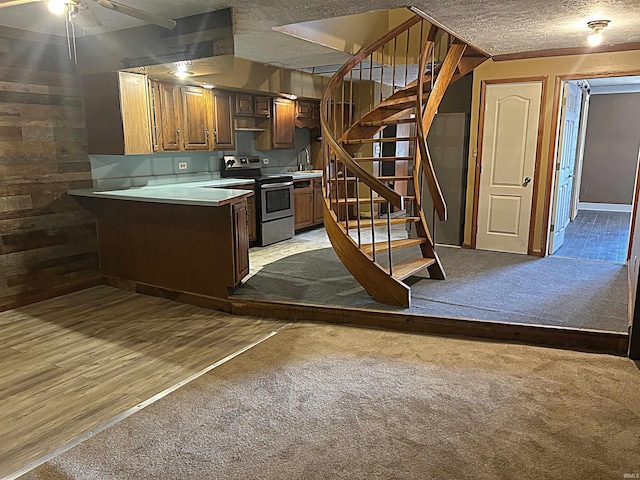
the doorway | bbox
[475,80,544,254]
[549,76,640,264]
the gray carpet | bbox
[233,246,628,332]
[22,323,640,480]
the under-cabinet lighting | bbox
[202,83,215,89]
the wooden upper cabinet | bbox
[254,96,270,116]
[148,80,162,152]
[235,93,271,117]
[158,83,182,151]
[181,86,212,151]
[295,99,320,129]
[235,94,254,116]
[272,97,295,149]
[81,71,152,155]
[212,90,235,150]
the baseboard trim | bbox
[461,242,474,249]
[579,202,632,213]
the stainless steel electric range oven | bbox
[221,156,294,246]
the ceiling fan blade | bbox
[0,0,42,9]
[91,0,176,30]
[74,1,103,29]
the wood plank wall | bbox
[0,28,101,311]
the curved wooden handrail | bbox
[320,13,426,209]
[415,39,447,221]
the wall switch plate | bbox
[178,162,188,170]
[262,158,269,165]
[354,152,362,158]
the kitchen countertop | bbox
[289,170,323,180]
[69,183,254,207]
[68,172,324,207]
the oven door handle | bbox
[261,181,293,189]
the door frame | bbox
[470,76,548,254]
[542,70,640,258]
[548,80,583,254]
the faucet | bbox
[298,148,311,171]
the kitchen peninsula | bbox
[70,180,253,300]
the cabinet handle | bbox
[205,128,210,142]
[213,128,217,141]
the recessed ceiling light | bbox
[587,19,610,47]
[172,70,193,79]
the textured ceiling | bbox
[0,0,639,68]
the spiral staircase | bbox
[320,9,488,307]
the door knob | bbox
[523,176,532,186]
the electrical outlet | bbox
[262,158,269,165]
[178,162,188,170]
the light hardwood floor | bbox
[0,285,285,479]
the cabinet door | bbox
[294,184,313,229]
[213,90,235,150]
[158,83,182,151]
[149,80,162,152]
[236,94,254,115]
[181,86,211,151]
[272,98,295,149]
[313,181,324,225]
[296,100,314,119]
[247,194,257,242]
[254,96,271,116]
[233,201,250,284]
[117,72,152,155]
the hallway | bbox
[553,210,631,264]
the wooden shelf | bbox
[234,127,267,132]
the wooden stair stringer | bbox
[323,202,411,307]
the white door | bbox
[549,81,582,254]
[477,82,542,254]
[570,86,590,220]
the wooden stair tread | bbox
[360,118,416,127]
[379,95,418,108]
[347,217,420,228]
[330,176,413,183]
[376,175,413,181]
[342,196,415,205]
[344,136,416,145]
[361,237,426,255]
[390,258,436,281]
[355,156,413,162]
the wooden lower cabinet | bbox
[247,195,257,243]
[313,181,324,225]
[93,197,251,299]
[232,200,250,284]
[294,181,313,229]
[294,177,324,230]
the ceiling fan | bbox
[0,0,176,63]
[0,0,177,31]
